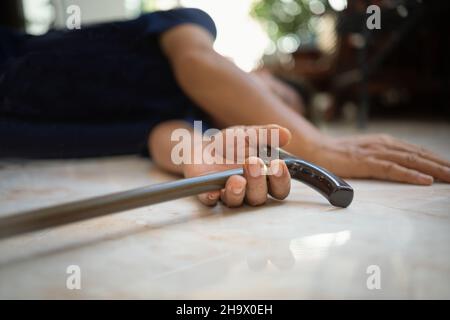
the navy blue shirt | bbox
[0,8,216,158]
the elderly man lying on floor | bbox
[0,8,449,208]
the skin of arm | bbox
[160,25,321,158]
[154,24,450,186]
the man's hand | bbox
[183,125,292,207]
[310,133,450,185]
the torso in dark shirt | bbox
[0,8,216,158]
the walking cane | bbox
[0,148,353,239]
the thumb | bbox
[252,124,292,148]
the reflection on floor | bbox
[0,121,449,298]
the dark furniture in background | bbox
[0,0,25,31]
[270,0,450,126]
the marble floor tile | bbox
[0,121,448,299]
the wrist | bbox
[286,131,332,162]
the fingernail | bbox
[272,162,284,177]
[248,161,262,178]
[232,186,244,195]
[418,174,433,185]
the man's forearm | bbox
[160,25,324,161]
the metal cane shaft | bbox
[0,168,243,239]
[0,150,354,239]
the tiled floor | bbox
[0,120,449,299]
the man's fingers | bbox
[373,136,450,168]
[370,149,450,183]
[198,191,221,206]
[228,124,291,145]
[366,158,433,185]
[268,159,291,200]
[199,158,292,207]
[220,175,246,207]
[222,159,292,207]
[249,124,292,147]
[244,157,268,206]
[395,142,450,168]
[216,124,292,164]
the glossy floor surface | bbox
[0,121,449,299]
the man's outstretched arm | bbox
[159,24,450,184]
[160,25,321,156]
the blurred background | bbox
[1,0,449,128]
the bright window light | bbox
[180,0,270,72]
[328,0,347,12]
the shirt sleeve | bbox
[137,7,217,39]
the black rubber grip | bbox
[277,149,354,208]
